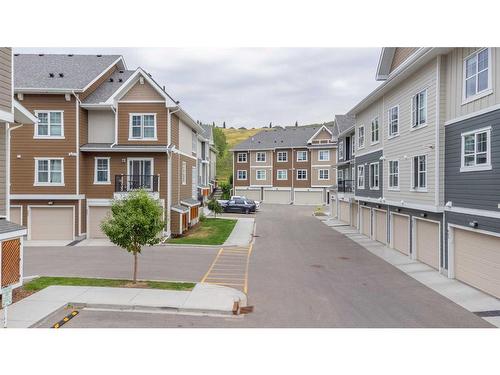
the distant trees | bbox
[213,126,227,158]
[295,121,298,127]
[223,121,226,128]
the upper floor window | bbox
[357,165,365,189]
[318,169,329,180]
[371,117,379,144]
[351,136,355,156]
[130,114,157,140]
[388,160,399,189]
[237,170,247,180]
[338,141,344,160]
[35,111,64,138]
[464,48,491,100]
[297,169,307,180]
[358,126,365,148]
[412,155,427,190]
[369,162,379,190]
[277,151,288,162]
[94,157,110,184]
[461,127,492,172]
[411,90,427,128]
[277,169,288,180]
[388,106,399,137]
[237,152,247,163]
[318,150,330,161]
[192,132,197,154]
[297,150,308,162]
[35,158,64,186]
[256,152,266,162]
[256,169,266,180]
[182,161,187,185]
[338,169,344,182]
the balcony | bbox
[337,180,354,193]
[114,175,160,199]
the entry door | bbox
[129,159,152,190]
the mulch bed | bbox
[0,286,36,305]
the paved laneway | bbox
[57,204,491,328]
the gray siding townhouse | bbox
[196,123,216,202]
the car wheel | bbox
[245,208,250,214]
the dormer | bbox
[376,47,420,81]
[307,125,334,145]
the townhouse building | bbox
[341,47,500,299]
[9,53,208,241]
[196,123,216,202]
[232,125,337,205]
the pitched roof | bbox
[83,69,135,104]
[232,125,335,151]
[14,54,123,91]
[334,114,355,135]
[199,123,213,140]
[0,218,25,234]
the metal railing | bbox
[337,180,354,193]
[114,175,159,192]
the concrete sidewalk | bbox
[1,283,247,328]
[223,217,255,247]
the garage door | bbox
[88,206,111,239]
[29,206,74,240]
[374,210,387,244]
[235,189,261,201]
[415,219,439,270]
[339,201,350,223]
[392,214,409,255]
[263,189,291,204]
[294,190,323,205]
[351,202,359,228]
[10,207,22,225]
[454,228,500,299]
[361,207,371,237]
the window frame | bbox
[388,160,399,190]
[463,48,493,104]
[256,152,267,163]
[338,169,344,182]
[411,155,427,191]
[460,126,492,172]
[256,169,267,181]
[94,157,111,185]
[318,150,330,161]
[357,165,365,189]
[318,169,329,181]
[296,169,308,180]
[237,152,247,163]
[237,170,247,180]
[34,110,65,139]
[338,141,344,160]
[296,150,308,162]
[388,106,399,138]
[277,151,288,162]
[411,89,427,129]
[369,162,379,190]
[181,161,187,185]
[371,117,379,145]
[128,113,158,141]
[358,125,365,149]
[34,157,64,186]
[276,169,288,180]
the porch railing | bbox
[114,175,159,193]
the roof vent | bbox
[38,54,44,56]
[118,78,123,83]
[68,54,73,57]
[96,54,102,57]
[49,73,55,78]
[119,70,124,73]
[109,78,114,82]
[59,73,64,78]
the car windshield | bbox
[235,199,245,204]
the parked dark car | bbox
[223,198,256,214]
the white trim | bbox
[306,125,333,144]
[462,48,493,105]
[127,157,155,190]
[118,100,166,103]
[236,170,247,180]
[255,151,267,163]
[10,194,85,200]
[9,205,23,226]
[33,110,65,139]
[293,187,323,192]
[387,160,399,190]
[357,125,365,149]
[410,88,428,130]
[318,169,329,181]
[94,157,111,184]
[128,113,157,141]
[296,150,308,162]
[435,56,441,208]
[445,103,500,126]
[387,105,400,138]
[318,149,330,162]
[34,157,65,186]
[27,205,75,241]
[263,187,292,191]
[255,169,267,181]
[353,146,384,158]
[172,149,197,161]
[410,154,427,192]
[237,152,248,163]
[81,56,125,92]
[249,165,272,169]
[370,116,380,145]
[357,165,365,189]
[5,124,10,221]
[87,198,113,206]
[276,169,288,180]
[359,205,372,237]
[82,146,170,153]
[0,109,14,123]
[355,196,445,213]
[460,126,492,172]
[276,151,288,162]
[296,169,308,180]
[389,212,411,253]
[444,204,500,219]
[369,162,379,190]
[372,207,388,243]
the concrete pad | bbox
[183,283,247,312]
[129,289,191,308]
[24,240,72,247]
[26,285,90,302]
[4,300,65,324]
[223,218,254,247]
[76,287,142,305]
[78,238,114,247]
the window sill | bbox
[410,123,428,132]
[34,183,65,187]
[93,181,111,185]
[128,138,158,141]
[460,165,492,172]
[387,133,399,140]
[369,187,380,191]
[410,188,428,193]
[388,187,400,191]
[370,141,380,146]
[33,136,65,140]
[462,89,493,105]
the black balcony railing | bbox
[114,175,159,193]
[337,180,354,193]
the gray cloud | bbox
[16,47,381,127]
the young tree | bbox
[101,190,165,283]
[208,198,223,218]
[295,121,298,127]
[223,121,226,129]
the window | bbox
[411,90,427,127]
[237,153,247,163]
[412,155,427,190]
[277,151,288,162]
[130,114,157,140]
[256,152,266,162]
[277,169,288,180]
[256,170,266,180]
[369,162,379,190]
[35,158,63,186]
[182,161,187,185]
[338,169,344,182]
[35,111,64,138]
[318,169,329,180]
[318,150,330,161]
[357,165,365,189]
[297,150,308,162]
[192,132,197,154]
[338,141,344,160]
[371,117,379,144]
[388,160,399,189]
[461,127,492,171]
[388,106,399,137]
[297,169,307,180]
[94,157,110,184]
[464,48,491,100]
[351,136,355,156]
[358,126,365,148]
[237,170,247,180]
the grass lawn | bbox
[167,218,237,245]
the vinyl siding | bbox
[310,148,336,186]
[389,48,419,73]
[117,102,167,145]
[292,148,311,188]
[354,99,384,156]
[121,81,164,101]
[0,125,6,215]
[233,151,250,187]
[79,64,118,101]
[273,149,292,187]
[355,149,383,199]
[0,48,12,114]
[171,153,196,205]
[249,150,272,186]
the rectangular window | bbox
[277,151,288,162]
[192,132,197,154]
[338,169,344,182]
[277,169,288,180]
[411,90,427,127]
[256,152,266,162]
[318,169,329,180]
[297,169,307,180]
[412,155,427,190]
[388,160,399,189]
[297,150,308,162]
[461,127,491,171]
[338,141,344,160]
[388,106,399,137]
[357,165,365,189]
[94,157,110,184]
[318,150,330,161]
[256,169,266,180]
[371,117,379,144]
[237,170,247,180]
[237,153,247,163]
[35,158,63,185]
[129,114,157,140]
[351,135,355,156]
[182,161,187,185]
[464,48,491,100]
[369,162,379,190]
[358,126,365,148]
[35,111,64,138]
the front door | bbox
[128,159,153,190]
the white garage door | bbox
[361,207,371,237]
[88,206,111,239]
[29,206,74,240]
[454,228,500,299]
[235,189,261,201]
[294,190,323,205]
[339,201,350,223]
[263,189,291,204]
[351,202,359,228]
[374,210,387,244]
[10,206,22,225]
[415,219,440,270]
[392,214,409,255]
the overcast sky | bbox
[16,48,381,128]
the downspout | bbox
[110,105,117,147]
[166,106,181,237]
[7,123,24,221]
[291,147,294,203]
[72,91,82,236]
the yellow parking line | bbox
[200,248,224,283]
[243,242,254,294]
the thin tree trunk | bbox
[133,252,138,283]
